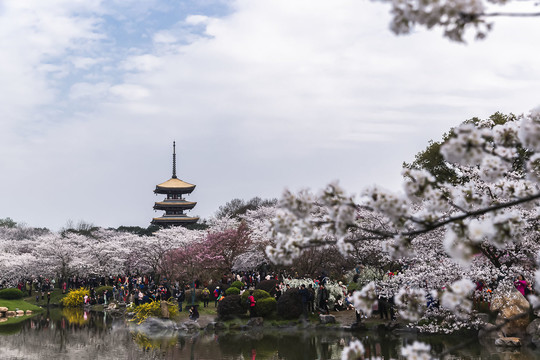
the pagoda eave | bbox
[153,203,197,211]
[151,216,199,225]
[154,186,195,195]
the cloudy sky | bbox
[1,0,539,230]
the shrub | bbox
[0,288,24,300]
[231,281,245,289]
[225,287,240,296]
[184,288,202,304]
[131,300,178,324]
[241,289,271,310]
[217,295,245,320]
[256,279,279,295]
[61,288,89,307]
[347,282,361,293]
[95,286,113,296]
[256,297,277,318]
[277,289,302,319]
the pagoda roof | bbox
[154,200,197,210]
[152,216,199,225]
[155,177,196,194]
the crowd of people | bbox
[6,268,535,324]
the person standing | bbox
[202,286,210,308]
[515,275,528,296]
[214,286,221,307]
[299,284,310,319]
[308,284,315,314]
[176,288,185,312]
[248,290,257,318]
[319,284,329,315]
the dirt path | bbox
[329,309,358,325]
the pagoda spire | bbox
[172,141,177,179]
[152,142,199,227]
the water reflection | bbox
[1,310,539,359]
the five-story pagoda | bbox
[151,142,199,226]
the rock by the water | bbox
[0,306,8,313]
[5,311,15,317]
[180,320,201,333]
[137,317,176,337]
[495,337,521,347]
[478,323,503,346]
[526,318,540,347]
[319,315,336,324]
[247,317,264,327]
[214,322,227,331]
[25,310,33,315]
[15,310,24,316]
[491,287,530,336]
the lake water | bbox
[0,309,538,359]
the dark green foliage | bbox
[256,279,279,295]
[225,287,240,296]
[61,220,99,238]
[215,197,277,219]
[115,225,159,236]
[403,112,526,186]
[184,221,210,230]
[241,289,271,310]
[403,138,460,185]
[217,294,246,319]
[95,286,113,296]
[0,288,24,300]
[253,289,271,299]
[277,289,302,319]
[347,282,361,293]
[256,297,277,318]
[231,280,245,289]
[0,217,17,228]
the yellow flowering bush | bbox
[131,300,178,324]
[61,288,89,307]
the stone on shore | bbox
[319,314,336,324]
[495,337,521,347]
[491,287,530,337]
[247,317,264,327]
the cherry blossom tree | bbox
[382,0,540,42]
[267,108,540,358]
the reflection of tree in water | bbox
[361,330,401,359]
[131,331,178,351]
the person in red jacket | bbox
[248,290,256,317]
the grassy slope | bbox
[24,288,66,306]
[0,299,42,312]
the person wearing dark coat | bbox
[318,284,329,315]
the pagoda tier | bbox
[152,214,199,225]
[151,141,199,227]
[153,199,197,211]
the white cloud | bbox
[1,0,540,230]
